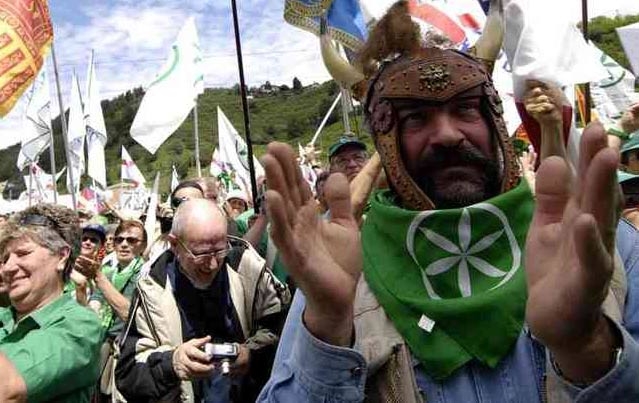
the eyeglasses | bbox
[332,153,367,169]
[171,196,188,209]
[176,238,230,263]
[114,236,142,245]
[82,236,101,244]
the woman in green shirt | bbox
[0,204,102,402]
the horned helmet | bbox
[321,0,519,210]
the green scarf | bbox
[362,180,534,379]
[98,257,144,330]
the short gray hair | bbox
[0,204,80,281]
[170,199,225,238]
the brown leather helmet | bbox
[363,47,520,210]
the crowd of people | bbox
[2,2,639,402]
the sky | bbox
[0,0,638,151]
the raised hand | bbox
[263,142,361,346]
[524,80,567,160]
[73,255,101,280]
[620,102,639,134]
[525,121,621,383]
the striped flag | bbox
[0,0,53,117]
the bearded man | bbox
[256,2,639,402]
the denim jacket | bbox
[257,220,639,403]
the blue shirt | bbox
[257,222,639,403]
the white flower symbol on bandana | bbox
[406,203,522,300]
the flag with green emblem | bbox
[362,180,534,380]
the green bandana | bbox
[362,180,534,379]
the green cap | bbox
[328,136,366,159]
[620,135,639,155]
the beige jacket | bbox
[113,239,290,402]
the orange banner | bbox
[0,0,53,117]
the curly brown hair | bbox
[0,204,81,281]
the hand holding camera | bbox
[172,336,215,380]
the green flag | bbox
[362,180,534,379]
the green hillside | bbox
[0,79,372,198]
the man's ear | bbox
[167,233,178,249]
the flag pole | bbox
[230,0,259,210]
[51,43,77,210]
[581,0,592,124]
[28,164,33,207]
[46,62,58,204]
[193,100,202,177]
[311,91,342,146]
[340,87,353,135]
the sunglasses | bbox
[82,236,101,244]
[171,196,188,209]
[176,238,231,263]
[114,236,141,245]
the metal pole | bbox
[51,43,77,210]
[28,164,33,207]
[230,0,259,210]
[193,100,202,177]
[48,125,58,203]
[340,87,353,135]
[581,0,592,124]
[311,92,342,146]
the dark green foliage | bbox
[586,14,639,71]
[0,80,373,197]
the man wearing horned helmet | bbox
[257,1,639,402]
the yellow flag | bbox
[0,0,53,117]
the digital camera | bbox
[204,343,239,375]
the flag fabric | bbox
[362,180,534,380]
[502,0,607,165]
[217,106,264,201]
[616,22,639,76]
[130,17,204,154]
[66,72,85,195]
[85,52,108,187]
[283,0,367,51]
[209,147,224,177]
[17,67,52,170]
[22,163,63,203]
[0,0,53,117]
[121,146,146,186]
[170,165,179,192]
[589,45,639,130]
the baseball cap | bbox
[328,136,367,159]
[226,189,249,205]
[620,135,639,155]
[82,223,106,243]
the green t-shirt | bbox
[90,257,144,339]
[0,293,102,402]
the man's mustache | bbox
[417,143,496,172]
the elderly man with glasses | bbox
[328,135,369,182]
[115,199,290,403]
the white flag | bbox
[17,68,52,170]
[171,165,180,192]
[209,147,223,176]
[66,72,85,195]
[121,146,146,186]
[85,52,108,187]
[217,106,264,200]
[23,163,64,203]
[130,17,204,154]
